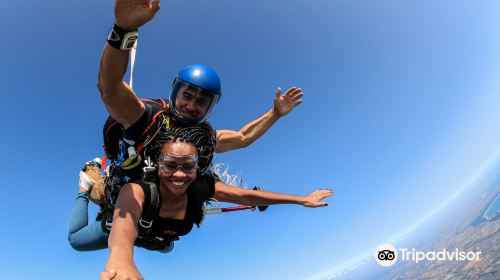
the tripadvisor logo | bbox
[374,244,398,267]
[374,244,482,267]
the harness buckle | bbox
[105,220,113,231]
[139,218,153,229]
[143,166,156,173]
[143,166,156,182]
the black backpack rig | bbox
[97,98,179,250]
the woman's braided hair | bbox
[145,125,216,173]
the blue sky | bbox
[1,1,500,279]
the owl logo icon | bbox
[374,244,398,266]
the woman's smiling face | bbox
[158,141,198,195]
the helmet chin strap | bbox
[172,109,200,126]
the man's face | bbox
[174,85,213,121]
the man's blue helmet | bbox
[169,64,222,125]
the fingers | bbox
[284,87,303,97]
[322,189,334,196]
[321,191,333,200]
[151,0,160,13]
[313,189,334,200]
[290,92,304,102]
[313,189,333,194]
[141,0,157,6]
[306,201,328,208]
[291,100,303,109]
[108,269,117,280]
[283,87,304,109]
[291,98,303,107]
[100,269,117,280]
[275,87,282,99]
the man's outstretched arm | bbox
[215,87,304,153]
[97,0,160,129]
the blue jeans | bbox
[67,192,109,251]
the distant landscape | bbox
[327,162,500,280]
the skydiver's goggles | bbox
[158,153,198,175]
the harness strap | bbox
[139,180,160,232]
[100,166,160,230]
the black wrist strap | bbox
[107,24,138,50]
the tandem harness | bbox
[97,98,181,250]
[96,98,217,250]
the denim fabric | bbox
[68,192,109,251]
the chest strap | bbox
[138,179,160,232]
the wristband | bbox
[107,24,138,50]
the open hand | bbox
[301,189,333,208]
[115,0,161,31]
[273,87,304,117]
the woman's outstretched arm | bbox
[213,181,333,208]
[101,183,145,280]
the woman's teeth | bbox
[172,181,186,186]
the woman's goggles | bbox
[158,153,198,175]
